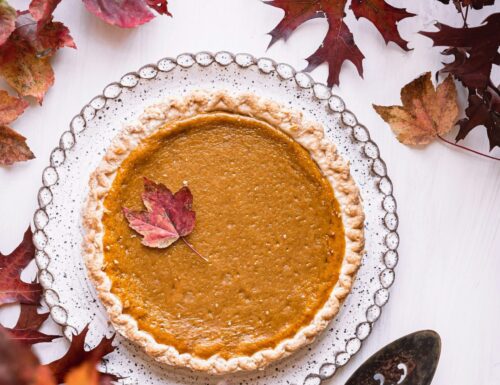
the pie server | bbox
[345,330,441,385]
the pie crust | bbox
[82,91,365,374]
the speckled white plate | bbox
[32,52,399,385]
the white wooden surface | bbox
[1,1,499,384]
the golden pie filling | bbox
[102,113,345,359]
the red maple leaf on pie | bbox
[123,178,207,260]
[266,0,414,86]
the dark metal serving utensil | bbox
[345,330,441,385]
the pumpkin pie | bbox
[83,91,364,374]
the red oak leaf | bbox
[124,178,206,261]
[265,0,323,48]
[47,325,116,384]
[0,125,35,165]
[0,227,41,305]
[437,0,495,10]
[305,15,364,87]
[350,0,415,50]
[0,0,16,46]
[420,13,500,90]
[0,90,29,125]
[266,0,414,86]
[457,90,500,150]
[83,0,171,28]
[15,304,49,329]
[1,304,59,346]
[1,326,59,345]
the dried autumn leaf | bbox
[123,203,180,248]
[457,90,500,150]
[420,13,500,90]
[142,178,195,237]
[145,0,171,15]
[0,0,16,46]
[0,1,74,103]
[350,0,415,50]
[47,325,115,384]
[437,0,495,10]
[373,72,459,145]
[2,304,59,345]
[0,39,55,103]
[0,90,29,125]
[64,360,99,385]
[83,0,171,28]
[15,304,50,329]
[266,0,414,86]
[0,125,35,165]
[29,0,61,22]
[124,178,207,260]
[0,227,41,305]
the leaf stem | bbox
[180,237,208,262]
[437,135,500,161]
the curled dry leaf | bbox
[0,90,29,125]
[266,0,414,86]
[0,125,35,165]
[373,72,459,146]
[0,228,41,305]
[83,0,171,28]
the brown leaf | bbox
[47,325,115,384]
[373,72,459,145]
[0,39,55,103]
[0,227,41,305]
[0,0,16,46]
[0,90,29,125]
[0,125,35,165]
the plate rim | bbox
[32,51,400,384]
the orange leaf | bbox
[64,360,99,385]
[0,90,29,125]
[0,125,35,165]
[0,40,54,103]
[373,72,459,145]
